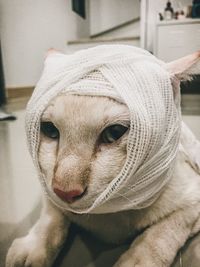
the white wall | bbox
[90,0,140,36]
[1,0,140,88]
[0,0,90,88]
[141,0,192,52]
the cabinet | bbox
[154,19,200,62]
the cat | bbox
[6,50,200,267]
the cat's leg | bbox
[6,197,69,267]
[114,206,200,267]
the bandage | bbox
[26,45,181,213]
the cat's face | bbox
[38,94,130,211]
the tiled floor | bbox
[0,106,200,267]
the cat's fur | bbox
[6,51,200,267]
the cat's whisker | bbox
[114,191,133,204]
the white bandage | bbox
[26,45,181,213]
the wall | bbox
[94,21,140,39]
[0,0,90,88]
[1,0,140,88]
[141,0,193,52]
[90,0,140,36]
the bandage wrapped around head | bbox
[26,45,181,214]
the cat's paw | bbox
[6,235,52,267]
[113,247,161,267]
[114,256,157,267]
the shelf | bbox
[157,18,200,26]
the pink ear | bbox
[45,48,62,59]
[166,51,200,81]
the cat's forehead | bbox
[42,94,129,127]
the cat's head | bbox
[39,94,130,211]
[35,48,200,213]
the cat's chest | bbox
[67,210,142,244]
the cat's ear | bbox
[45,48,63,59]
[166,51,200,81]
[43,48,65,75]
[165,51,200,102]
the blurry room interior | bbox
[0,0,200,266]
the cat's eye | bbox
[100,124,128,144]
[40,121,59,139]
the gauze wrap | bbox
[26,45,181,214]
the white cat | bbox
[6,50,200,267]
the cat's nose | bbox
[53,187,86,203]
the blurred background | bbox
[0,1,200,267]
[0,0,200,112]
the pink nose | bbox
[53,188,85,203]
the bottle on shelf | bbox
[164,1,174,20]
